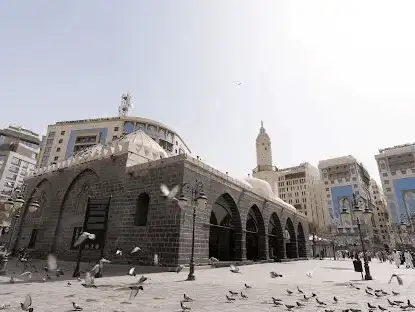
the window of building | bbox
[54,156,59,161]
[58,139,63,144]
[11,157,21,166]
[402,169,407,174]
[60,131,65,135]
[70,227,83,250]
[382,173,388,177]
[6,173,17,181]
[9,166,19,173]
[352,177,357,181]
[391,171,396,176]
[48,132,56,137]
[330,180,334,184]
[28,229,38,249]
[327,194,330,198]
[386,188,391,192]
[384,180,389,185]
[114,126,119,131]
[56,147,61,152]
[112,136,118,140]
[135,193,150,226]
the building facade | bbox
[278,163,330,232]
[374,143,415,225]
[369,179,395,249]
[7,130,309,264]
[38,116,191,168]
[0,126,40,200]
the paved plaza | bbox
[0,258,414,311]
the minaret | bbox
[256,121,272,167]
[252,121,279,197]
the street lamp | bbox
[341,193,373,280]
[178,180,207,281]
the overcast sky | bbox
[1,0,415,184]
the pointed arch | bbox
[135,192,150,226]
[51,169,100,253]
[297,222,307,258]
[285,217,298,258]
[246,205,266,261]
[209,193,242,261]
[268,212,284,260]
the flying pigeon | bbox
[176,265,185,273]
[160,184,180,200]
[230,264,239,273]
[20,294,33,311]
[20,271,32,279]
[131,247,141,253]
[181,301,191,310]
[72,302,83,311]
[183,294,193,302]
[129,285,143,300]
[115,249,123,256]
[73,232,96,247]
[81,272,96,288]
[389,274,403,285]
[128,267,136,277]
[138,275,148,284]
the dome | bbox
[120,130,168,160]
[244,177,274,198]
[236,178,253,189]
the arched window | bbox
[135,193,150,226]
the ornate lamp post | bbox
[178,180,207,281]
[341,193,373,280]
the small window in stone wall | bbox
[135,193,150,226]
[28,229,38,249]
[70,227,83,250]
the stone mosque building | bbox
[8,123,309,265]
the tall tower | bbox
[256,121,272,167]
[252,121,279,197]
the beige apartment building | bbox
[38,116,191,168]
[277,163,330,232]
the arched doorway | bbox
[245,205,266,261]
[297,222,307,258]
[285,218,298,259]
[209,193,242,261]
[268,213,284,260]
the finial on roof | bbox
[260,120,266,134]
[261,120,264,128]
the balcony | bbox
[253,165,278,173]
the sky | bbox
[2,1,415,184]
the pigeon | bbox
[272,297,282,302]
[296,301,305,307]
[366,286,373,291]
[67,281,71,286]
[368,303,376,309]
[312,293,317,297]
[388,298,397,306]
[316,298,326,305]
[183,294,193,302]
[20,271,32,279]
[378,305,387,311]
[286,289,293,295]
[285,304,295,310]
[407,300,415,308]
[20,294,33,311]
[394,300,404,304]
[272,298,283,306]
[72,302,83,311]
[229,291,238,296]
[160,184,180,200]
[333,296,338,303]
[303,295,310,301]
[208,257,219,265]
[375,292,383,298]
[297,286,304,294]
[365,289,374,296]
[306,271,313,278]
[176,265,185,273]
[131,247,141,253]
[240,292,248,299]
[115,249,123,256]
[73,232,96,247]
[0,304,10,310]
[81,272,96,288]
[129,285,143,300]
[389,274,403,285]
[226,295,236,301]
[128,267,136,277]
[153,254,159,266]
[181,301,191,310]
[230,265,239,273]
[392,291,400,296]
[270,271,283,278]
[137,276,148,284]
[244,283,251,289]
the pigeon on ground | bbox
[389,274,403,285]
[407,300,415,308]
[378,305,387,311]
[394,300,404,304]
[366,286,373,291]
[230,265,240,273]
[208,257,219,265]
[303,295,310,301]
[160,184,180,200]
[270,271,283,278]
[306,271,313,278]
[72,302,83,311]
[115,249,123,256]
[229,291,238,296]
[367,303,376,309]
[128,267,136,277]
[296,301,305,307]
[392,291,400,296]
[20,294,33,311]
[286,289,293,296]
[241,292,248,299]
[387,298,397,306]
[129,285,143,300]
[285,304,295,310]
[226,295,236,301]
[180,301,191,310]
[333,296,338,303]
[297,286,303,294]
[244,283,251,289]
[365,289,374,296]
[316,298,326,305]
[73,232,96,247]
[183,294,193,302]
[272,299,282,306]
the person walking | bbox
[394,250,401,268]
[404,250,414,269]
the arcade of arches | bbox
[209,193,308,261]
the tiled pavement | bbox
[0,258,414,311]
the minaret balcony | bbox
[253,165,278,173]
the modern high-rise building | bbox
[318,155,371,225]
[369,179,394,249]
[374,143,415,224]
[277,163,330,232]
[0,126,41,199]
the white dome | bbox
[120,130,168,160]
[244,177,274,198]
